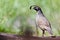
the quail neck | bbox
[37,10,44,16]
[36,10,44,22]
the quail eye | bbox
[33,7,38,11]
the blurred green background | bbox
[0,0,60,36]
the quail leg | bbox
[36,25,38,36]
[42,30,45,37]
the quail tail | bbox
[46,27,53,35]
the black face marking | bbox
[33,6,43,13]
[33,7,39,11]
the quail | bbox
[30,5,53,37]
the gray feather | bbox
[46,27,53,35]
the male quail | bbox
[30,5,53,37]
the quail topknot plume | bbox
[30,5,53,37]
